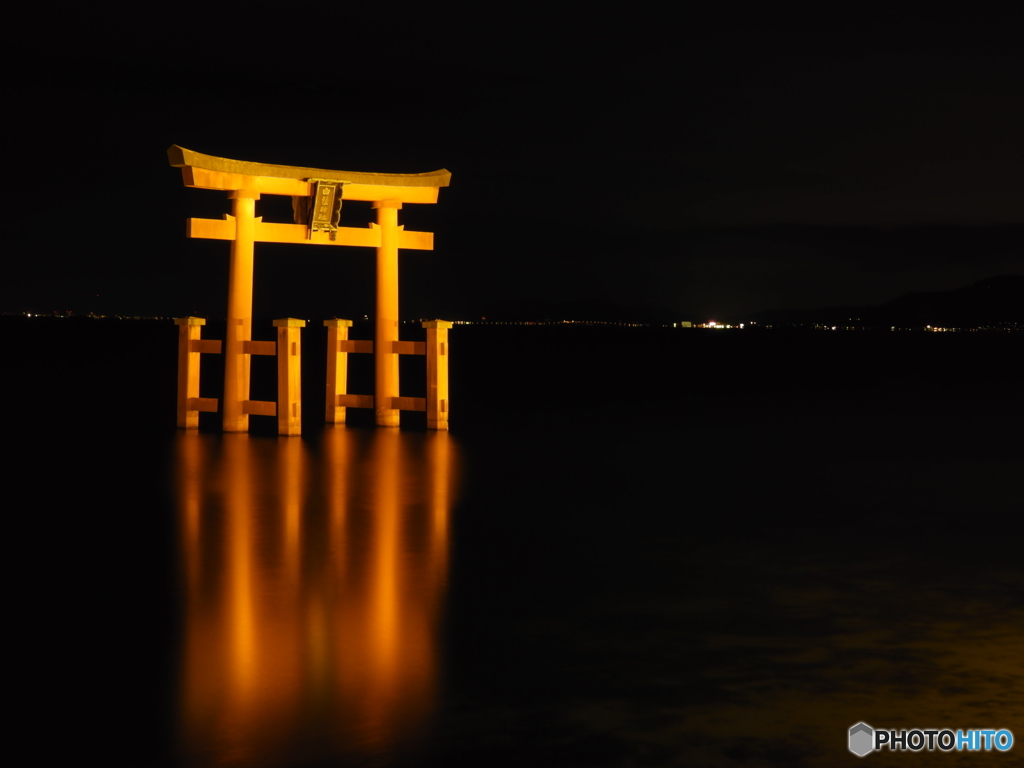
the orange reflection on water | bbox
[174,428,459,767]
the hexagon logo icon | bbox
[849,722,874,757]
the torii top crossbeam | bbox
[168,145,451,200]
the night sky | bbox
[5,9,1023,322]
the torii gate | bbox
[168,145,452,433]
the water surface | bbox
[10,320,1023,767]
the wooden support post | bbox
[324,319,353,424]
[174,317,221,427]
[175,317,205,429]
[422,320,452,430]
[374,200,402,427]
[274,318,305,436]
[223,190,260,433]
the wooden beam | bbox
[396,228,434,250]
[392,396,426,412]
[190,339,222,354]
[258,221,380,247]
[181,167,307,196]
[180,166,442,203]
[187,216,236,240]
[339,339,374,353]
[393,341,426,355]
[169,145,450,187]
[187,217,434,250]
[243,400,277,416]
[243,340,276,356]
[337,394,374,409]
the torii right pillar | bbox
[374,200,402,427]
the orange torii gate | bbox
[168,146,452,434]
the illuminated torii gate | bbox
[168,145,451,432]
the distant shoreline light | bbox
[3,313,1022,332]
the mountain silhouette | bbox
[750,275,1023,327]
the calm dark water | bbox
[10,319,1023,767]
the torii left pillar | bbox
[224,189,258,432]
